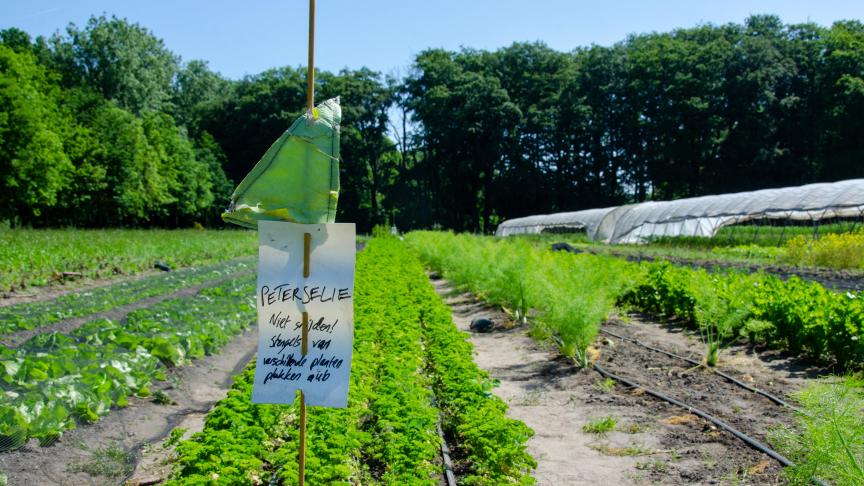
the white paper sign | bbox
[252,221,356,407]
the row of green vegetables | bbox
[406,232,864,368]
[0,256,254,336]
[408,232,864,485]
[0,274,256,450]
[620,261,864,366]
[0,228,258,291]
[165,237,534,485]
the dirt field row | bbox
[432,275,817,485]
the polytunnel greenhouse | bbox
[496,179,864,244]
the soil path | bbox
[0,271,253,348]
[432,277,651,484]
[431,276,812,485]
[0,270,163,308]
[0,326,258,486]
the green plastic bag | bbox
[222,97,341,227]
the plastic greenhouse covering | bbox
[496,179,864,244]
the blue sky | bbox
[2,0,863,79]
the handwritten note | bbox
[252,221,356,407]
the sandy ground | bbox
[432,278,652,484]
[430,276,811,485]
[0,271,162,308]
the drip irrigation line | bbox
[437,420,458,486]
[424,340,457,486]
[598,327,801,412]
[591,363,830,486]
[593,362,790,464]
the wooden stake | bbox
[306,0,316,113]
[298,233,312,486]
[299,390,306,486]
[300,0,315,480]
[303,232,311,278]
[301,311,309,355]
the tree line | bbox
[1,14,863,232]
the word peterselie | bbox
[260,283,352,306]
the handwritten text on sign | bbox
[252,221,356,407]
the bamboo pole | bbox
[300,0,315,480]
[299,232,311,486]
[306,0,316,113]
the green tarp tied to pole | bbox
[222,97,341,227]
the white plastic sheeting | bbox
[495,179,864,244]
[495,207,617,237]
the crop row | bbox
[406,232,636,366]
[0,228,258,291]
[406,232,864,368]
[620,261,864,366]
[0,256,254,336]
[165,237,534,485]
[166,237,444,485]
[392,238,537,483]
[0,274,256,450]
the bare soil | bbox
[431,276,815,485]
[0,271,163,308]
[0,327,258,486]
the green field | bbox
[1,232,863,484]
[527,224,864,271]
[0,229,257,292]
[0,234,536,485]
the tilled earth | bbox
[433,274,813,485]
[594,319,795,484]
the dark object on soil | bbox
[470,317,495,333]
[61,272,82,279]
[428,271,442,280]
[550,242,581,254]
[154,261,172,272]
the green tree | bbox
[820,20,864,180]
[173,60,233,134]
[320,68,395,230]
[51,15,179,114]
[405,49,520,231]
[0,45,73,222]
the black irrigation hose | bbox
[598,327,801,413]
[437,421,458,486]
[593,362,831,486]
[593,362,792,466]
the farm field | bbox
[1,231,863,485]
[0,236,535,485]
[4,4,864,485]
[407,231,864,484]
[0,229,258,294]
[524,226,864,291]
